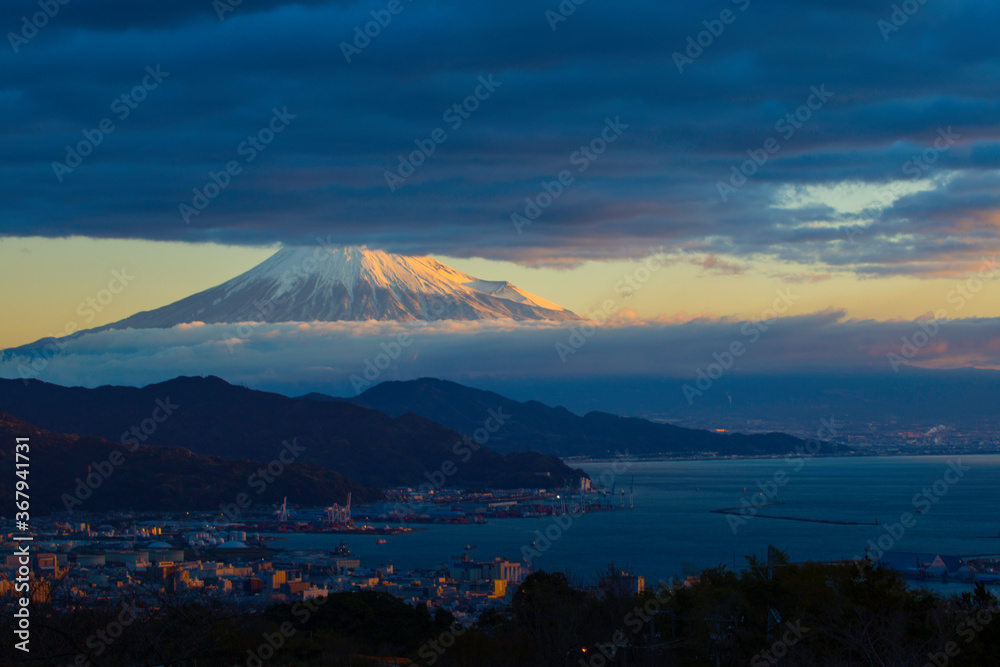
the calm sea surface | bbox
[271,455,1000,588]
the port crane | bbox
[324,493,353,527]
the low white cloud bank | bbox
[2,313,999,396]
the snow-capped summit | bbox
[100,245,580,328]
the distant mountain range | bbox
[462,370,1000,434]
[0,411,375,514]
[0,376,582,495]
[311,377,833,458]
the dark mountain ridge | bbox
[0,411,375,514]
[0,376,581,489]
[339,378,835,458]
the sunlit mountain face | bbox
[82,245,581,330]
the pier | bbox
[711,506,879,526]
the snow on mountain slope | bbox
[412,255,568,311]
[460,280,568,312]
[93,246,580,330]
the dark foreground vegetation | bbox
[3,551,999,666]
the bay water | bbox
[272,455,1000,589]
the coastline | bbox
[566,450,1000,464]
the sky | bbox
[1,0,999,390]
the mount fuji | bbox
[109,245,578,327]
[21,247,579,351]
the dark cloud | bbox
[2,0,999,272]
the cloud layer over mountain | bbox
[4,314,998,398]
